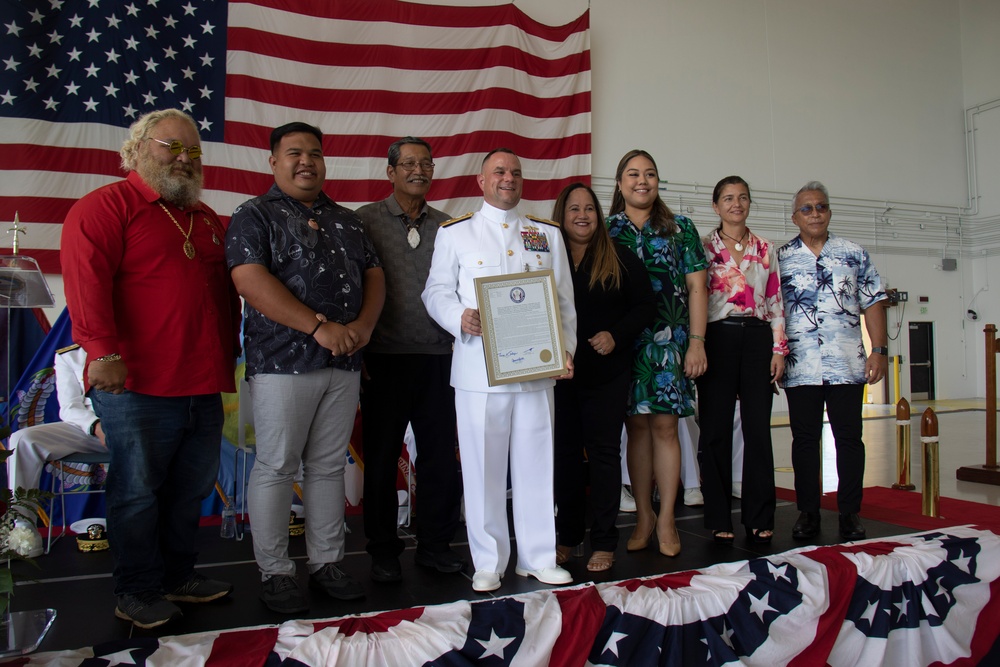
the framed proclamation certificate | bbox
[474,269,567,386]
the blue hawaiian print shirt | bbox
[778,233,886,387]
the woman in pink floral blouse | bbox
[697,176,788,544]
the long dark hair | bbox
[552,183,621,291]
[609,149,677,236]
[712,175,752,231]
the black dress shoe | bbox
[415,548,466,574]
[370,555,402,583]
[792,511,821,539]
[839,513,866,541]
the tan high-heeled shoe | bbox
[626,525,654,552]
[658,526,681,557]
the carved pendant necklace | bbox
[158,201,196,259]
[720,227,749,252]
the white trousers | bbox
[7,422,106,495]
[455,389,557,574]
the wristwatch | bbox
[871,346,888,355]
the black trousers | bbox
[553,369,630,551]
[360,352,460,558]
[785,383,865,514]
[696,320,776,531]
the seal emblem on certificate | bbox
[474,269,567,385]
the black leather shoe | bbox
[415,548,466,574]
[839,513,866,541]
[370,555,402,583]
[792,512,821,539]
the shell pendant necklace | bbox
[720,227,749,252]
[158,201,196,259]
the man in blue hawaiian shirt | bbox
[778,181,888,542]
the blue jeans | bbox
[90,390,222,596]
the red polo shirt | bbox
[62,171,241,396]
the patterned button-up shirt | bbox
[778,232,886,387]
[226,184,381,377]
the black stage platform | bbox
[8,496,919,655]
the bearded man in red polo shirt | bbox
[61,108,241,630]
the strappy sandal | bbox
[712,530,735,544]
[586,550,614,572]
[746,528,773,544]
[556,545,573,565]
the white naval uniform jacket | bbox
[422,201,577,393]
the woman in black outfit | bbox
[552,183,655,572]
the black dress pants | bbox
[361,352,460,558]
[553,369,630,551]
[697,319,776,532]
[785,383,865,514]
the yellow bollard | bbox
[892,355,901,405]
[920,408,940,518]
[892,398,915,490]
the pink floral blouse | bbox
[703,229,789,356]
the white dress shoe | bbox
[683,487,704,507]
[619,486,636,513]
[514,566,572,585]
[472,571,501,592]
[732,482,742,498]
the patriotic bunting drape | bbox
[12,526,1000,666]
[0,0,592,273]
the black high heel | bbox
[712,530,735,544]
[745,527,773,544]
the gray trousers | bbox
[247,368,360,577]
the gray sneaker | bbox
[260,574,309,614]
[115,591,183,629]
[309,563,365,601]
[165,573,233,603]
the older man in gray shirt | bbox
[356,137,465,583]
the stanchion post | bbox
[957,324,1000,484]
[921,407,940,518]
[987,323,997,470]
[892,397,915,490]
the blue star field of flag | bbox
[0,0,227,140]
[588,558,805,666]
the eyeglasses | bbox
[395,160,435,172]
[150,138,202,160]
[796,203,830,215]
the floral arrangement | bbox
[0,448,48,615]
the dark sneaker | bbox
[165,573,233,603]
[115,591,183,629]
[310,563,365,601]
[260,574,308,614]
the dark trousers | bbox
[785,383,866,514]
[361,352,460,558]
[696,320,776,531]
[90,390,222,597]
[553,370,630,551]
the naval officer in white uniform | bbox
[422,148,577,593]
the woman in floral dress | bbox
[607,149,708,557]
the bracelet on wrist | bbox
[309,320,324,336]
[89,420,101,436]
[689,334,706,342]
[94,353,122,362]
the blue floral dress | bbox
[607,213,708,416]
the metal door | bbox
[908,322,934,400]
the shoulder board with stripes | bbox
[526,215,560,228]
[56,343,81,355]
[440,213,474,227]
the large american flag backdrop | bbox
[11,526,1000,666]
[0,0,591,274]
